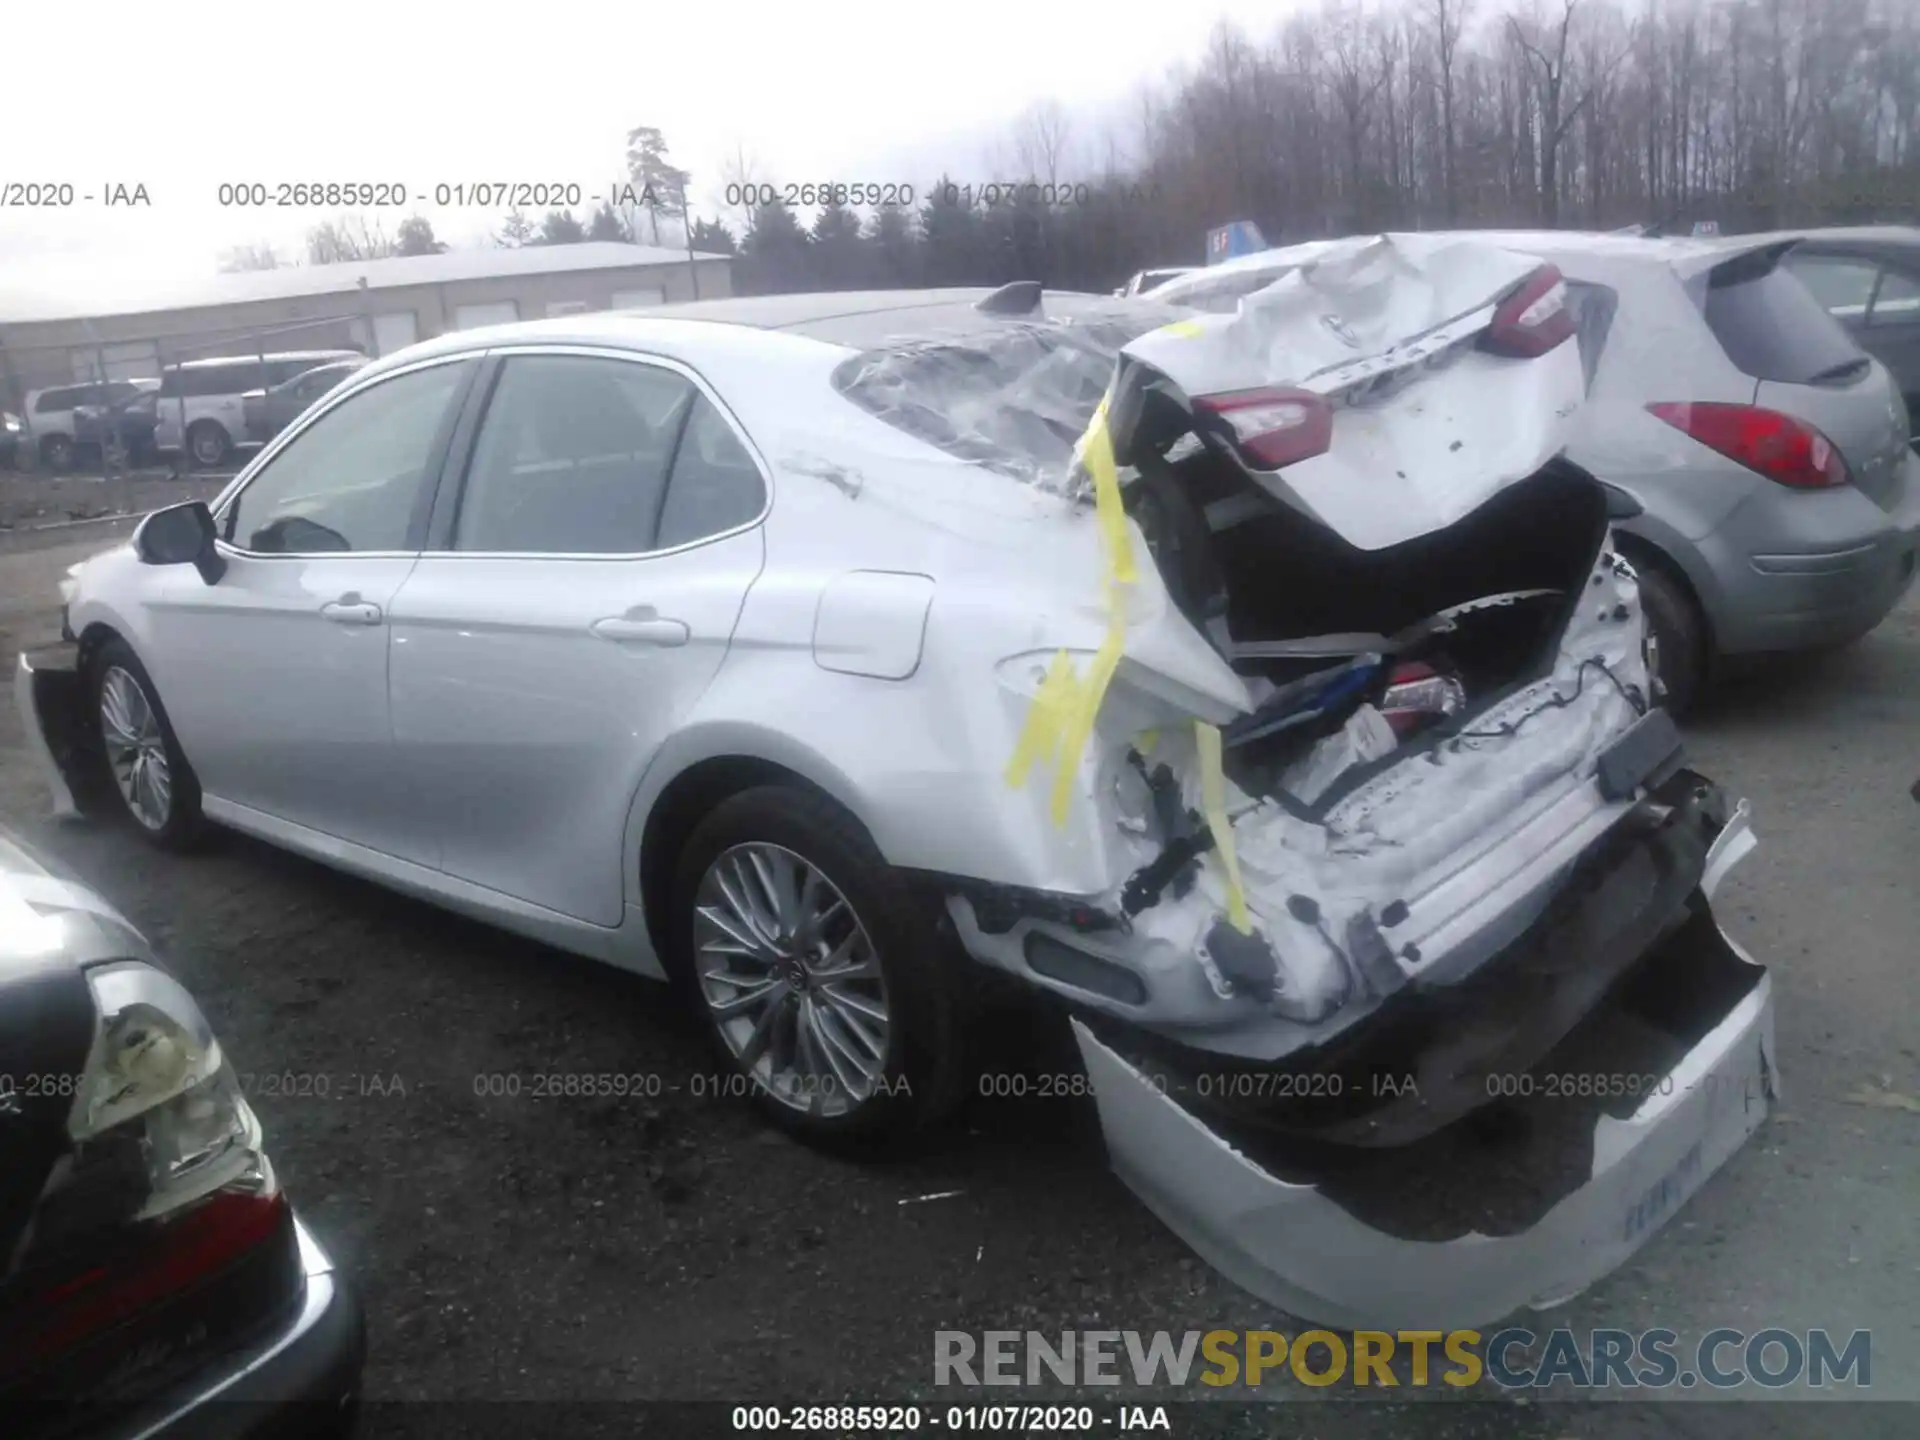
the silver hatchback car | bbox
[1155,231,1920,711]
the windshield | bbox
[831,301,1188,490]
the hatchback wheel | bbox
[40,434,73,473]
[671,785,967,1151]
[89,639,207,848]
[1629,561,1705,718]
[187,421,231,469]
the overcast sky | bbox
[2,0,1302,310]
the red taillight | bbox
[1645,401,1851,489]
[1,1189,289,1381]
[1192,386,1334,470]
[1480,264,1576,358]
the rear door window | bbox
[656,394,766,549]
[1702,252,1867,384]
[450,355,696,555]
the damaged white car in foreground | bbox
[17,236,1774,1328]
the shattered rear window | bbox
[830,300,1187,490]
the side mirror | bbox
[134,501,226,585]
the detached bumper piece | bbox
[1074,800,1774,1331]
[14,644,95,820]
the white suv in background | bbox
[155,351,362,469]
[22,379,158,471]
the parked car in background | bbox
[1113,266,1195,297]
[1,411,20,469]
[1774,226,1920,443]
[1154,230,1920,713]
[155,351,362,470]
[243,358,368,446]
[0,827,363,1435]
[73,387,162,466]
[21,381,157,473]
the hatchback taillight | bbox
[1479,264,1576,358]
[1646,401,1851,489]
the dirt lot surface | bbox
[0,469,230,527]
[1,537,1915,1438]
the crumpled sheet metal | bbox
[1132,232,1588,551]
[1072,812,1775,1332]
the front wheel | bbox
[88,639,208,849]
[669,785,968,1152]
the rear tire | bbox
[86,639,208,850]
[668,784,968,1154]
[187,421,231,470]
[1629,559,1706,718]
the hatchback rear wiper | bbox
[1807,356,1870,385]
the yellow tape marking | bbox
[1194,720,1253,934]
[1049,611,1127,827]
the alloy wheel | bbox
[99,666,172,830]
[692,842,891,1118]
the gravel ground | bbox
[1,537,1915,1438]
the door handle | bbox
[591,615,690,646]
[320,599,383,625]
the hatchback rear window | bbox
[1701,250,1867,385]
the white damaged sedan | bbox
[17,235,1775,1327]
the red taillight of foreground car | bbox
[1479,264,1576,358]
[1192,387,1335,471]
[1,1187,290,1385]
[1646,401,1851,489]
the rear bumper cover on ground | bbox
[1072,805,1772,1331]
[15,645,87,820]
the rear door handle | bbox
[320,599,383,625]
[591,615,690,647]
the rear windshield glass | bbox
[831,304,1185,487]
[1702,252,1867,385]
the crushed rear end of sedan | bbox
[846,236,1777,1328]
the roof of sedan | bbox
[399,288,1177,360]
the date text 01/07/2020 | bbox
[729,1404,1174,1432]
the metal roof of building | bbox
[0,242,728,327]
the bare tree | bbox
[1012,99,1075,185]
[219,242,283,272]
[306,216,396,265]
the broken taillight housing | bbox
[0,961,285,1388]
[1479,264,1576,358]
[1379,661,1466,738]
[1193,386,1334,471]
[1646,401,1851,490]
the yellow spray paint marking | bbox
[1049,611,1127,826]
[1005,649,1078,790]
[1194,720,1253,934]
[1080,400,1138,587]
[1005,386,1139,826]
[1137,728,1160,755]
[1161,319,1207,339]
